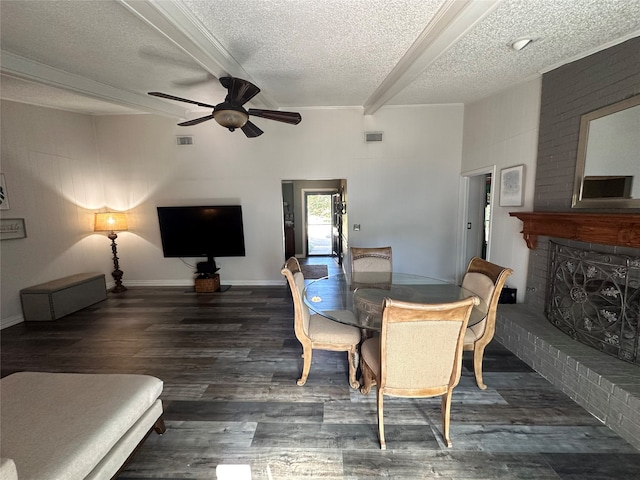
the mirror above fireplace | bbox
[572,94,640,209]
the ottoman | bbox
[0,372,165,480]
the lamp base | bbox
[111,284,128,293]
[110,266,127,293]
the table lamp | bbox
[94,211,128,293]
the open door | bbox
[332,193,344,265]
[282,180,346,258]
[459,166,495,277]
[305,192,333,256]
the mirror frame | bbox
[572,94,640,209]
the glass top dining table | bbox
[303,272,487,331]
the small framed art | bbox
[0,218,27,240]
[0,174,9,210]
[499,165,525,207]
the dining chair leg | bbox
[441,391,453,448]
[348,347,360,389]
[377,389,386,450]
[359,358,375,394]
[297,347,312,386]
[472,345,487,390]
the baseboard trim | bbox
[1,314,24,330]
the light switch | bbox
[353,224,360,231]
[467,222,472,229]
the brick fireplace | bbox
[495,215,640,449]
[509,211,640,365]
[496,36,640,449]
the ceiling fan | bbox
[148,76,301,138]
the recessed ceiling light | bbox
[509,37,535,51]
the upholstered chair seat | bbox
[308,314,361,344]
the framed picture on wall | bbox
[499,165,525,207]
[0,174,9,210]
[0,218,27,240]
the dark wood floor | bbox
[2,256,639,479]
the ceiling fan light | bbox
[213,109,249,129]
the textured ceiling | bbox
[0,0,639,120]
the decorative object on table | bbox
[148,76,301,138]
[461,256,513,389]
[0,174,9,210]
[360,296,479,449]
[499,164,525,206]
[0,218,26,240]
[94,211,128,293]
[281,257,361,389]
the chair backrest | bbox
[379,296,478,396]
[350,246,392,274]
[281,257,312,339]
[461,257,513,339]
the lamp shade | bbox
[94,212,128,232]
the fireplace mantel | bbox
[509,212,640,249]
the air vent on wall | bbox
[176,136,193,146]
[365,131,383,142]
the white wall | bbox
[2,101,465,326]
[0,101,112,327]
[461,77,542,301]
[94,105,465,283]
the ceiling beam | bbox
[0,51,186,117]
[118,0,277,110]
[363,0,503,115]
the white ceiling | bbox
[1,0,639,121]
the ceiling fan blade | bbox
[241,121,263,138]
[248,109,302,125]
[220,77,260,105]
[148,92,217,109]
[178,114,215,126]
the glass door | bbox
[305,193,332,255]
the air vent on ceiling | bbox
[365,131,383,143]
[176,136,193,146]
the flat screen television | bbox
[157,206,246,270]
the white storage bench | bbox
[20,273,107,321]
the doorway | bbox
[281,179,347,260]
[460,167,494,275]
[306,192,333,255]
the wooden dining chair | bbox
[360,296,479,449]
[461,257,514,390]
[281,257,361,389]
[350,246,392,274]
